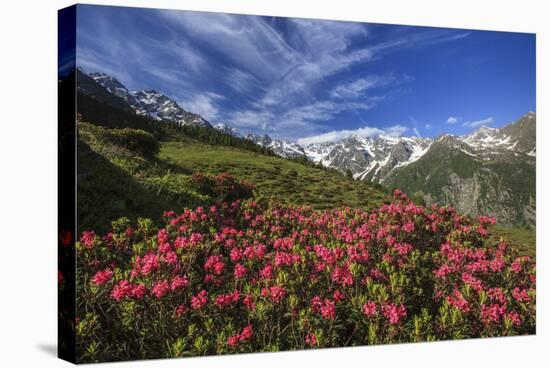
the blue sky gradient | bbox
[76,4,535,143]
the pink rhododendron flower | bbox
[381,303,407,325]
[259,264,273,280]
[506,311,521,326]
[130,283,146,299]
[191,290,208,309]
[111,280,139,301]
[141,253,160,275]
[446,289,470,312]
[204,255,225,275]
[305,333,317,347]
[362,301,378,317]
[234,263,247,279]
[92,269,113,285]
[242,294,256,311]
[512,287,531,302]
[227,335,240,347]
[333,290,345,303]
[481,303,507,324]
[239,324,253,342]
[170,275,189,291]
[151,280,170,299]
[320,299,336,320]
[80,230,96,249]
[261,285,287,303]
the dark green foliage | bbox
[105,128,160,157]
[190,172,255,202]
[76,70,134,112]
[77,91,164,134]
[164,123,277,156]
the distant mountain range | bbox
[299,113,535,226]
[77,69,536,226]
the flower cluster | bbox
[76,189,535,362]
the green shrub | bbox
[106,128,160,156]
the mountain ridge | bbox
[84,69,212,128]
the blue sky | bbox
[76,4,535,144]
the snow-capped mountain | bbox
[246,134,306,158]
[381,113,536,226]
[214,123,241,137]
[87,72,211,128]
[300,113,535,184]
[303,134,431,181]
[298,113,535,226]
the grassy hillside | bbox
[492,226,536,259]
[77,122,390,233]
[159,140,388,210]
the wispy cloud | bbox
[462,117,494,128]
[330,74,397,99]
[77,7,475,138]
[425,123,432,129]
[446,116,460,124]
[297,124,408,145]
[230,110,276,132]
[180,92,225,121]
[413,127,421,137]
[224,68,263,94]
[231,97,381,138]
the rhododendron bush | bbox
[75,190,535,362]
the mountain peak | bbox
[84,70,212,128]
[214,123,241,137]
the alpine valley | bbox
[81,69,536,228]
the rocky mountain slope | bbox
[384,113,536,226]
[245,133,306,158]
[303,134,432,181]
[84,70,211,127]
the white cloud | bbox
[330,74,396,99]
[180,92,225,121]
[158,11,300,82]
[413,127,421,137]
[425,123,432,129]
[78,8,475,140]
[462,117,494,128]
[282,100,376,128]
[231,97,379,137]
[225,68,262,94]
[169,39,207,73]
[230,110,277,132]
[297,124,408,145]
[446,116,459,124]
